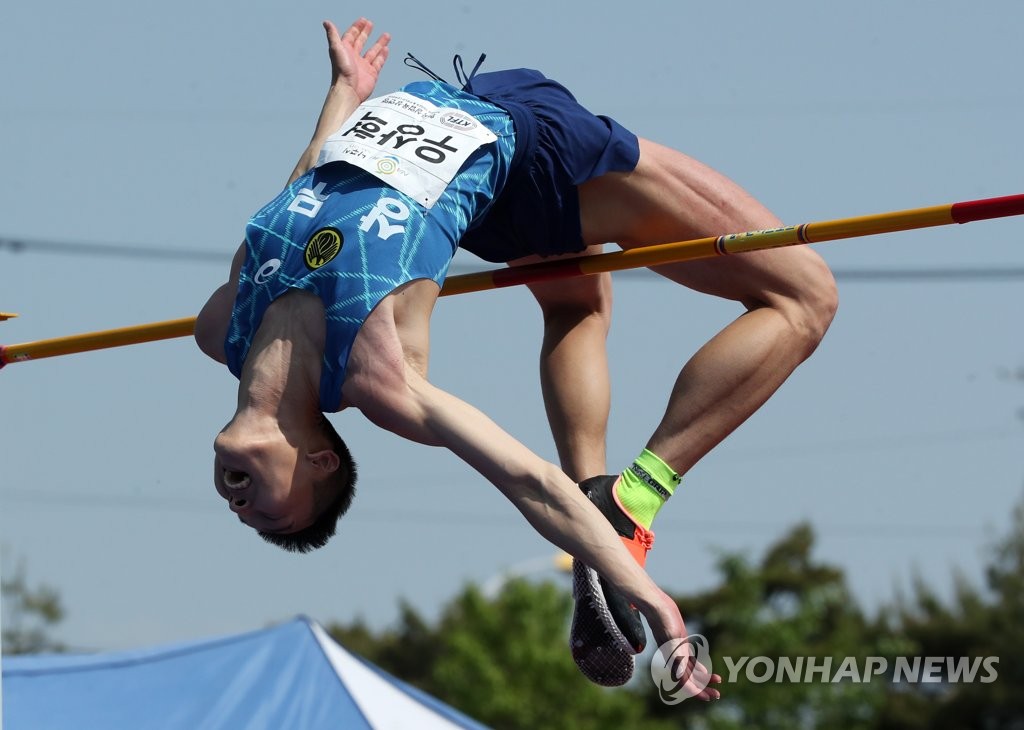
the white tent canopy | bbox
[2,616,490,729]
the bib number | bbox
[317,92,497,209]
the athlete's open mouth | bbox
[223,469,250,490]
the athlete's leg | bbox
[559,137,837,686]
[579,137,839,477]
[518,246,613,482]
[519,249,652,685]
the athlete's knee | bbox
[528,270,613,334]
[806,257,840,338]
[777,254,839,355]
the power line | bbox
[1,424,1017,536]
[0,237,226,263]
[2,420,1019,536]
[3,235,1024,282]
[0,488,994,539]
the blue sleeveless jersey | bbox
[225,81,516,411]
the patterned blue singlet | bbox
[225,81,516,412]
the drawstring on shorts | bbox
[403,52,487,89]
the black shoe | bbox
[569,475,654,686]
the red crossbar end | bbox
[951,194,1024,224]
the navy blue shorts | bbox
[460,69,641,263]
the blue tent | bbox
[2,616,490,729]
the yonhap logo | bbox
[648,633,1000,705]
[651,634,713,704]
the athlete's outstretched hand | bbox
[324,17,390,102]
[286,17,389,184]
[644,591,722,702]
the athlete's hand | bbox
[323,17,390,102]
[643,591,722,701]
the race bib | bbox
[317,92,498,209]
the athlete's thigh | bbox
[578,137,832,306]
[511,246,612,312]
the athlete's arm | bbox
[343,316,691,657]
[287,18,391,185]
[195,21,390,361]
[194,241,246,363]
[364,368,694,650]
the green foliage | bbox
[643,523,898,730]
[328,580,674,730]
[1,558,66,655]
[9,495,1024,728]
[875,498,1024,729]
[328,501,1024,730]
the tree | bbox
[875,495,1024,729]
[873,358,1024,729]
[323,498,1024,729]
[1,557,66,655]
[642,523,902,730]
[328,579,674,730]
[326,525,902,730]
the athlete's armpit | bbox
[194,283,236,363]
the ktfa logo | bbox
[651,635,713,705]
[304,228,343,270]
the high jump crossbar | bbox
[2,193,1022,368]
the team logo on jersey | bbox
[304,227,343,270]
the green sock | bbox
[614,449,680,530]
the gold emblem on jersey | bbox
[304,227,343,270]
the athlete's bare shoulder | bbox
[341,279,439,410]
[194,242,247,363]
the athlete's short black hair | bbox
[258,416,356,553]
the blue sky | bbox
[2,1,1022,653]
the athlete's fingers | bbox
[340,18,368,57]
[365,34,391,67]
[680,660,719,700]
[340,18,359,44]
[352,18,372,54]
[692,682,722,702]
[372,44,389,71]
[673,654,719,686]
[691,665,722,689]
[694,661,717,679]
[323,20,348,77]
[691,664,722,701]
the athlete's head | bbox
[213,414,357,552]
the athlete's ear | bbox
[306,449,341,475]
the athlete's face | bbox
[212,436,316,535]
